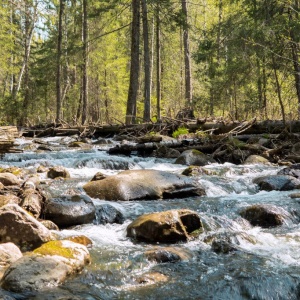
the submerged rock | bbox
[239,204,293,228]
[0,204,52,251]
[253,175,300,191]
[47,166,70,179]
[127,209,202,243]
[1,240,90,293]
[43,195,95,227]
[145,247,192,263]
[94,203,124,225]
[175,149,216,166]
[181,165,212,176]
[64,235,93,247]
[136,272,168,286]
[83,169,205,201]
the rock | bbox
[0,195,20,208]
[19,189,43,218]
[83,169,205,201]
[65,235,93,247]
[0,243,22,268]
[94,204,124,225]
[278,164,300,179]
[136,272,168,285]
[155,145,180,158]
[40,220,59,231]
[90,172,106,181]
[239,204,293,228]
[47,166,70,179]
[175,149,216,166]
[289,193,300,199]
[0,167,24,177]
[181,166,211,176]
[0,204,52,251]
[37,165,48,173]
[43,195,95,227]
[27,289,83,300]
[127,209,202,243]
[0,291,15,300]
[211,237,238,254]
[68,141,92,150]
[145,247,192,263]
[253,175,300,191]
[1,240,90,293]
[0,173,20,186]
[244,155,270,164]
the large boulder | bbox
[83,170,205,201]
[253,175,300,191]
[239,204,293,228]
[175,149,216,166]
[0,173,20,186]
[0,204,52,251]
[278,164,300,178]
[127,209,202,243]
[1,240,90,293]
[43,195,96,227]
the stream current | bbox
[3,137,300,300]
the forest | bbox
[1,0,300,127]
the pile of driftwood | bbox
[22,117,300,138]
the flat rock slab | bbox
[83,169,205,201]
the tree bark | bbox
[156,3,161,121]
[181,0,192,106]
[141,0,151,122]
[126,0,141,125]
[288,5,300,119]
[56,0,64,122]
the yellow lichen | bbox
[34,241,75,259]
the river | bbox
[2,137,300,300]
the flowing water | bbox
[3,137,300,300]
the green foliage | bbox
[172,127,189,138]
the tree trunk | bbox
[181,0,192,106]
[288,5,300,119]
[156,3,161,121]
[126,0,141,125]
[141,0,151,122]
[272,54,285,124]
[81,0,89,125]
[56,0,64,122]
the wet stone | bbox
[94,203,124,225]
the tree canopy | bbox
[0,0,300,126]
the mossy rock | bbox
[34,240,75,259]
